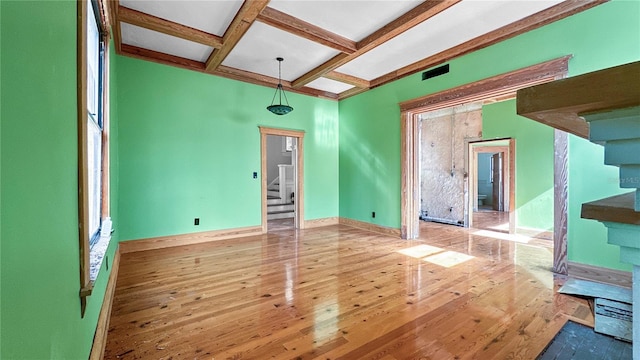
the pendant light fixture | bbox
[267,57,293,115]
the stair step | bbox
[267,197,282,205]
[581,192,640,226]
[268,203,295,212]
[584,106,640,142]
[267,210,294,220]
[620,165,640,188]
[604,139,640,165]
[607,222,640,248]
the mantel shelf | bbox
[516,61,640,139]
[581,192,640,226]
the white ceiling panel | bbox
[120,0,243,36]
[121,23,213,62]
[336,0,563,80]
[307,77,355,94]
[268,0,422,41]
[222,22,341,81]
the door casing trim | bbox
[259,126,305,233]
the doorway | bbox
[259,127,305,233]
[467,140,515,233]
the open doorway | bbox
[467,139,515,233]
[266,135,296,230]
[259,127,305,233]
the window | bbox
[87,0,103,245]
[78,0,111,316]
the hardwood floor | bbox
[472,210,510,233]
[104,222,592,359]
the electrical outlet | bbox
[194,218,200,225]
[372,211,376,218]
[253,172,257,179]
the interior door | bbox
[492,153,504,211]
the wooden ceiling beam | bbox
[205,0,270,73]
[324,71,370,88]
[121,44,206,72]
[215,66,339,100]
[118,6,223,49]
[370,0,607,89]
[338,87,369,100]
[257,7,357,54]
[291,0,460,88]
[118,45,338,100]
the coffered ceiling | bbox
[106,0,605,100]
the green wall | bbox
[0,1,120,358]
[568,137,631,271]
[339,0,639,270]
[482,100,554,231]
[115,56,339,240]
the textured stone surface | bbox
[420,104,482,224]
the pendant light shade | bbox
[267,57,293,115]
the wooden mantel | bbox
[516,61,640,138]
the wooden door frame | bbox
[467,142,515,233]
[398,56,570,274]
[259,126,305,233]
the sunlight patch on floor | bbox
[472,229,533,244]
[423,251,475,268]
[397,245,475,268]
[397,244,443,258]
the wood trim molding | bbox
[468,142,514,232]
[118,5,223,48]
[372,0,605,88]
[257,7,356,54]
[568,261,632,289]
[400,111,420,239]
[554,130,569,275]
[292,0,459,88]
[205,0,270,72]
[108,0,122,53]
[259,127,305,232]
[119,226,262,254]
[305,217,340,228]
[339,217,402,238]
[88,247,121,360]
[400,57,569,240]
[508,139,516,234]
[399,55,571,113]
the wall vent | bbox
[422,64,449,81]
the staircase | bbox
[267,164,295,220]
[581,106,640,260]
[517,61,640,358]
[267,186,294,220]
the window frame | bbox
[78,0,111,316]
